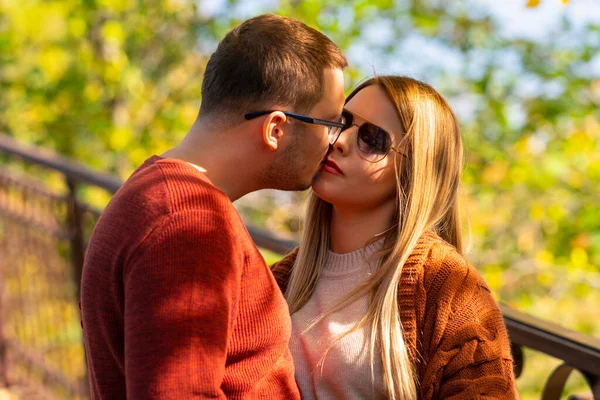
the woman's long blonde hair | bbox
[285,76,465,400]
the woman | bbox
[271,76,517,400]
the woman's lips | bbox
[322,159,344,175]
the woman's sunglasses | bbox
[341,109,405,163]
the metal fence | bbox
[0,133,599,399]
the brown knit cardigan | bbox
[270,231,519,399]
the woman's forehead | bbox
[346,85,403,139]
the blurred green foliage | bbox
[1,0,599,398]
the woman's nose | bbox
[332,125,354,156]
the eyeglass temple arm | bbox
[244,111,272,120]
[390,146,408,158]
[245,111,344,128]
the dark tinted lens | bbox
[341,109,354,132]
[357,123,392,156]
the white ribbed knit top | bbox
[290,239,386,400]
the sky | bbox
[197,0,600,79]
[484,0,600,40]
[198,0,600,41]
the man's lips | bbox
[322,159,344,175]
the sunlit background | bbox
[1,0,599,398]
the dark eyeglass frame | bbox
[341,108,406,163]
[244,110,346,145]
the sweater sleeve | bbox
[123,211,241,399]
[421,250,518,400]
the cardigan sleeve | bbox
[420,249,518,400]
[269,246,299,294]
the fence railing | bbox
[1,133,599,399]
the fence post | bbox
[66,179,85,301]
[0,218,7,387]
[65,178,89,397]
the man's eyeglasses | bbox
[341,109,405,163]
[244,110,346,145]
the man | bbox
[80,13,347,399]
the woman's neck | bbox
[329,200,397,254]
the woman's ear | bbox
[262,111,287,151]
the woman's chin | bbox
[312,179,341,206]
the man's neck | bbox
[161,124,262,202]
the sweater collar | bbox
[323,237,386,277]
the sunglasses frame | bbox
[341,108,406,163]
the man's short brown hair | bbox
[199,14,347,119]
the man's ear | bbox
[262,111,287,151]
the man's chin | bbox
[292,172,318,191]
[295,179,313,192]
[277,176,312,192]
[271,165,323,191]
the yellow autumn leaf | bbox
[571,247,588,268]
[526,0,541,7]
[39,46,71,83]
[101,20,125,45]
[483,265,504,293]
[163,0,188,13]
[535,250,555,268]
[509,165,527,184]
[69,17,87,38]
[529,202,545,221]
[98,0,135,13]
[109,127,132,151]
[84,82,103,102]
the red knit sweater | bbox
[80,156,300,399]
